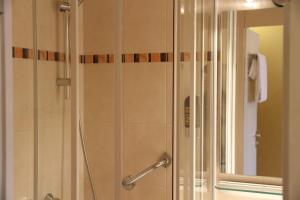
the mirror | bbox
[218,1,284,178]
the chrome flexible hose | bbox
[79,119,97,200]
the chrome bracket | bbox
[44,193,60,200]
[122,176,136,190]
[59,1,71,12]
[56,78,71,86]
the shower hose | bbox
[79,119,97,200]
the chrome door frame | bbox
[2,0,14,199]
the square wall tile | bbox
[37,126,64,199]
[84,123,116,200]
[36,0,64,52]
[123,184,166,200]
[122,0,167,52]
[13,59,34,132]
[14,131,34,200]
[123,123,167,188]
[37,61,64,129]
[83,0,117,53]
[84,64,116,124]
[166,0,174,52]
[12,0,33,47]
[123,63,167,124]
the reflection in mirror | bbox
[218,3,284,178]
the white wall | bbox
[243,30,259,176]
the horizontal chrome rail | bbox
[122,153,171,190]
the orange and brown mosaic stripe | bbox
[12,47,34,59]
[12,46,215,64]
[121,52,172,63]
[80,54,115,64]
[80,52,175,64]
[12,47,65,62]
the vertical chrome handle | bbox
[57,1,71,99]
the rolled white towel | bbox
[257,54,268,103]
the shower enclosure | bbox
[3,0,216,199]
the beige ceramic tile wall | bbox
[36,0,64,52]
[36,60,66,199]
[122,0,173,200]
[36,0,68,199]
[83,0,117,54]
[82,0,117,199]
[12,0,34,199]
[78,3,85,200]
[13,60,34,200]
[12,0,69,199]
[83,63,116,200]
[12,0,33,48]
[82,0,173,200]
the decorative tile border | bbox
[12,47,34,59]
[38,50,65,62]
[80,52,174,64]
[12,47,65,62]
[122,52,173,63]
[12,46,214,64]
[80,54,114,64]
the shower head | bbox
[272,0,288,7]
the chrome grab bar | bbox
[44,193,60,200]
[122,153,171,190]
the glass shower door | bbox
[34,0,71,199]
[175,0,214,199]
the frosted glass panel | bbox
[175,0,214,199]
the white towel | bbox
[257,54,268,103]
